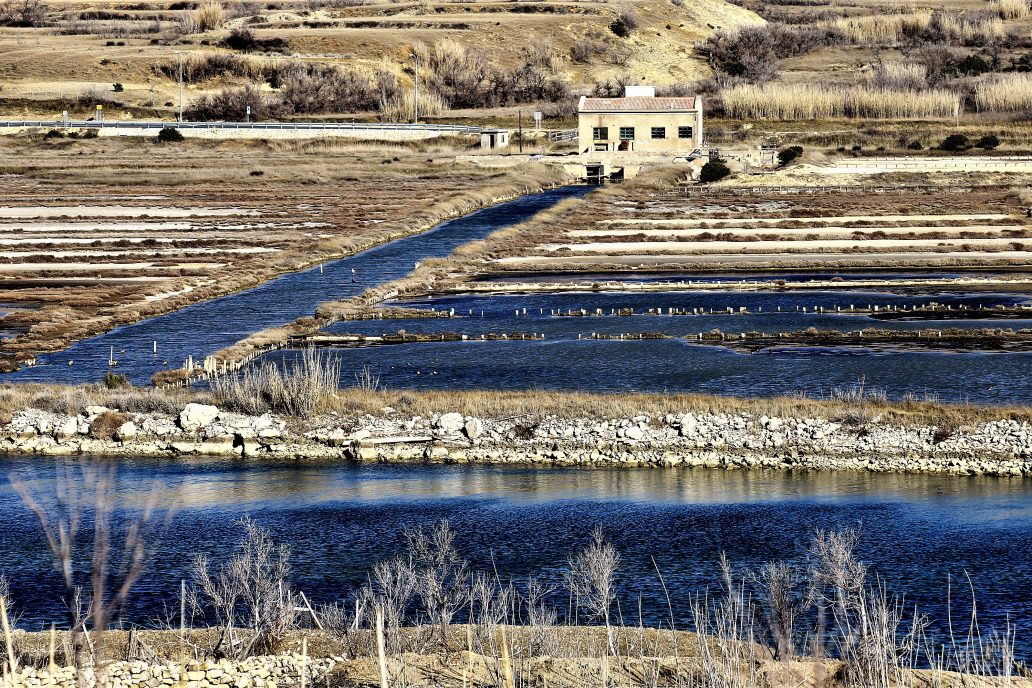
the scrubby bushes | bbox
[976,133,1001,149]
[185,83,267,120]
[704,25,834,84]
[777,145,804,165]
[413,39,571,109]
[222,26,289,53]
[940,133,969,151]
[700,159,732,182]
[570,30,631,66]
[157,127,184,142]
[0,0,47,26]
[608,9,639,37]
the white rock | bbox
[625,426,644,441]
[436,412,464,434]
[115,421,137,442]
[464,417,484,440]
[179,403,220,431]
[54,417,79,441]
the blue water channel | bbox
[256,288,1032,404]
[0,459,1029,658]
[6,186,594,385]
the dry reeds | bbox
[828,11,931,43]
[211,347,341,416]
[988,0,1030,19]
[720,83,960,119]
[928,10,1005,42]
[974,74,1032,112]
[193,0,224,31]
[865,61,927,90]
[379,88,447,123]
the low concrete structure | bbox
[0,120,484,142]
[480,128,510,149]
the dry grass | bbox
[828,11,931,43]
[193,0,224,31]
[989,0,1031,19]
[720,83,960,119]
[974,74,1032,112]
[379,88,447,123]
[4,378,1032,430]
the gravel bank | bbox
[2,403,1031,476]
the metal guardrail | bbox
[0,120,486,134]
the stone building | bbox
[577,86,703,155]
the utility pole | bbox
[518,110,523,154]
[412,52,420,124]
[176,50,184,123]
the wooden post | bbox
[375,607,389,688]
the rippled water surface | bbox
[0,459,1029,657]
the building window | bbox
[592,127,608,141]
[678,126,694,139]
[651,127,666,139]
[619,127,635,140]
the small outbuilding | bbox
[480,128,510,150]
[578,86,703,155]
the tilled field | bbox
[0,136,556,372]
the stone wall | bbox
[14,654,336,688]
[2,402,1031,476]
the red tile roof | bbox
[579,96,699,112]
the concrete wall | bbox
[577,110,702,154]
[0,125,475,142]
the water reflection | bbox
[0,459,1029,657]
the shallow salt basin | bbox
[0,206,259,218]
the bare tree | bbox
[193,518,297,658]
[12,459,171,674]
[405,520,470,645]
[565,526,620,655]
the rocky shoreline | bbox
[3,402,1032,476]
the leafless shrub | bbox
[572,30,631,65]
[755,560,809,660]
[277,64,379,114]
[184,83,268,120]
[413,39,571,107]
[523,576,558,655]
[192,518,297,658]
[356,556,417,651]
[565,526,620,654]
[88,410,129,440]
[405,520,470,644]
[690,554,761,688]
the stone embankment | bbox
[3,402,1032,476]
[14,653,331,688]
